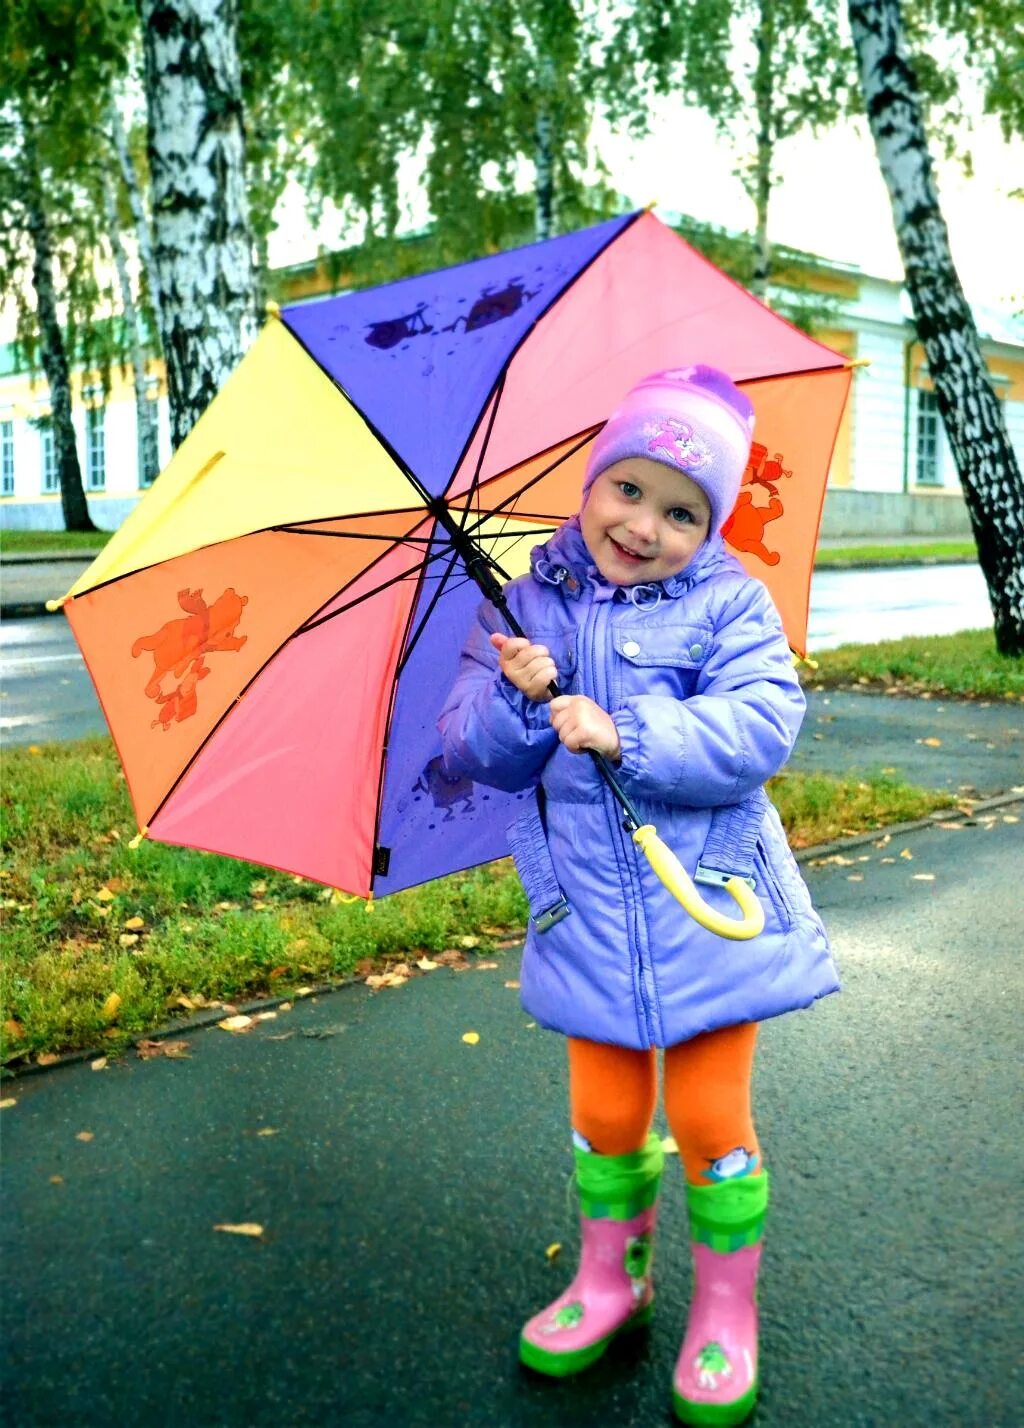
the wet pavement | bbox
[2,812,1022,1426]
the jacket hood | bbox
[529,515,741,603]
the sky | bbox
[269,98,1024,315]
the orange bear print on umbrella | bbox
[131,587,249,730]
[722,444,793,567]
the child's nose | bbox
[626,513,658,546]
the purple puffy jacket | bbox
[438,518,839,1050]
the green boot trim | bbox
[673,1377,758,1425]
[575,1132,665,1221]
[519,1300,654,1377]
[685,1171,769,1251]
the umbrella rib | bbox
[438,209,645,505]
[460,370,506,534]
[394,548,462,677]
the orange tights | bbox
[568,1023,761,1185]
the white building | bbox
[2,250,1022,537]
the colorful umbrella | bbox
[57,210,852,906]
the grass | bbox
[2,735,953,1067]
[0,530,114,553]
[803,628,1024,701]
[814,540,976,567]
[0,529,979,568]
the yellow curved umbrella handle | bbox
[632,825,765,942]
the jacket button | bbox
[622,640,641,656]
[689,642,703,659]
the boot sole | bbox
[672,1378,758,1426]
[519,1299,654,1377]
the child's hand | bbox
[549,695,622,761]
[490,631,558,701]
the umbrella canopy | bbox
[61,210,851,899]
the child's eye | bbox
[618,481,641,499]
[669,507,695,524]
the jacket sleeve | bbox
[611,578,805,808]
[437,597,558,793]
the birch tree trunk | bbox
[20,128,95,532]
[534,56,556,242]
[101,165,162,487]
[138,0,256,448]
[849,0,1024,655]
[108,99,164,336]
[750,0,775,299]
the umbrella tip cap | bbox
[265,300,281,319]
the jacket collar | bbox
[529,515,734,603]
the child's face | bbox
[580,458,711,586]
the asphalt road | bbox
[0,562,997,749]
[3,813,1022,1427]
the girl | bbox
[438,366,838,1425]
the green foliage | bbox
[805,629,1024,700]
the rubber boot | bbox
[672,1171,769,1425]
[519,1132,664,1377]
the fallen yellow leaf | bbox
[922,737,942,747]
[256,1127,279,1137]
[461,1031,481,1045]
[218,1015,255,1033]
[102,992,122,1021]
[118,934,140,948]
[94,887,115,903]
[899,848,914,860]
[213,1223,264,1237]
[660,1135,679,1155]
[4,1019,24,1038]
[416,957,439,971]
[250,881,267,896]
[912,873,936,881]
[50,1175,64,1185]
[91,1057,108,1071]
[0,1097,16,1110]
[545,1242,562,1261]
[1004,815,1020,824]
[504,980,521,989]
[123,916,145,930]
[76,1131,94,1142]
[27,745,42,755]
[37,1052,59,1066]
[458,935,480,949]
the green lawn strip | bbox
[814,541,976,567]
[802,628,1023,701]
[0,530,114,554]
[2,737,952,1066]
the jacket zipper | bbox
[586,598,655,1046]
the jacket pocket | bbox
[754,842,792,933]
[613,622,713,671]
[507,803,572,934]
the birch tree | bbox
[100,161,161,486]
[601,0,851,297]
[138,0,257,447]
[849,0,1024,654]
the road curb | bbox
[1,602,62,620]
[5,788,1021,1082]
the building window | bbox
[85,404,106,491]
[1,420,14,495]
[140,378,161,487]
[915,390,940,486]
[39,421,58,493]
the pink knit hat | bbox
[583,365,755,534]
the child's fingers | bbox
[489,631,509,652]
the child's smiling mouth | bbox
[609,536,653,563]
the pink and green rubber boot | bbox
[519,1133,664,1377]
[672,1171,769,1425]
